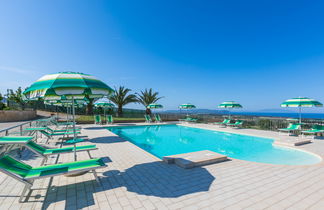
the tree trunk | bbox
[146,108,151,115]
[86,99,94,115]
[118,105,123,117]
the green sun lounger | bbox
[50,118,75,127]
[25,126,80,134]
[94,115,102,124]
[214,119,230,126]
[301,125,324,136]
[46,126,81,133]
[278,123,301,135]
[179,117,198,123]
[40,129,80,142]
[0,155,107,202]
[0,136,97,164]
[0,136,34,144]
[144,114,152,123]
[155,114,162,123]
[227,120,244,128]
[186,117,198,122]
[106,115,113,124]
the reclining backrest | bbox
[107,115,113,122]
[155,114,161,121]
[0,155,31,178]
[95,115,101,122]
[291,124,300,129]
[26,141,46,154]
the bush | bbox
[258,119,272,130]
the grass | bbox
[76,115,145,123]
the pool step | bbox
[163,150,228,169]
[273,139,312,146]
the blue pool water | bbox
[107,124,321,165]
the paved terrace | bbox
[0,122,324,210]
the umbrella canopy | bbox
[23,71,113,100]
[45,96,89,105]
[281,97,323,123]
[94,101,115,108]
[218,101,243,109]
[23,72,113,161]
[147,103,163,109]
[94,101,115,117]
[179,103,196,109]
[218,101,242,119]
[280,97,323,108]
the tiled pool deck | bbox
[1,122,324,209]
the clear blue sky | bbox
[0,0,324,111]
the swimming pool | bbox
[107,124,321,165]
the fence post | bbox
[20,125,23,136]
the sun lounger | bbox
[0,136,34,154]
[40,129,80,142]
[144,114,153,123]
[179,117,198,123]
[301,124,324,137]
[155,114,162,123]
[214,119,230,126]
[106,115,113,124]
[0,136,97,165]
[0,155,107,202]
[186,117,198,123]
[49,117,75,126]
[25,126,80,134]
[227,120,244,128]
[278,123,301,135]
[94,115,102,124]
[46,126,81,133]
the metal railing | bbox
[0,118,52,137]
[158,113,324,131]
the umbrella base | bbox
[64,171,88,177]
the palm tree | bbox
[109,86,137,117]
[85,96,94,115]
[136,88,163,115]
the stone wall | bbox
[0,110,37,122]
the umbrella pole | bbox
[299,106,302,124]
[72,96,77,161]
[66,106,69,122]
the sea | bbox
[231,112,324,120]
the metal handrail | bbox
[0,118,51,136]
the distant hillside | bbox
[161,109,229,114]
[256,108,295,113]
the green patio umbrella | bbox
[94,101,115,108]
[94,100,115,117]
[179,103,196,109]
[147,103,163,109]
[45,97,88,122]
[24,72,114,160]
[218,101,243,119]
[179,103,196,117]
[281,97,323,124]
[147,103,163,116]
